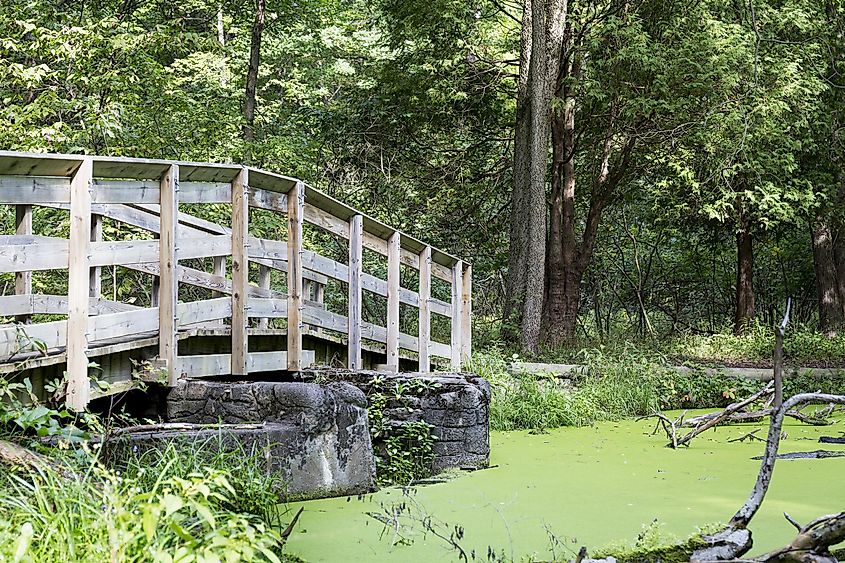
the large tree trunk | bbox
[503,0,534,344]
[505,0,567,354]
[734,212,756,335]
[242,0,265,145]
[812,221,844,334]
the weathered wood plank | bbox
[450,260,463,371]
[230,168,249,376]
[249,187,288,212]
[0,320,67,357]
[304,202,350,238]
[386,231,400,371]
[287,182,304,371]
[66,158,93,410]
[90,240,159,267]
[14,205,32,323]
[0,176,71,203]
[177,298,232,326]
[0,240,69,272]
[247,297,288,318]
[178,181,231,203]
[159,165,178,385]
[91,180,160,204]
[89,307,159,343]
[177,350,316,378]
[418,246,431,372]
[0,295,141,317]
[348,214,363,369]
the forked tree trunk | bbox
[734,213,755,335]
[505,0,567,354]
[811,221,844,334]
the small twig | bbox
[783,512,802,531]
[728,429,764,443]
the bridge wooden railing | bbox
[0,152,471,410]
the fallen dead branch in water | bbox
[574,393,845,562]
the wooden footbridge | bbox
[0,152,471,411]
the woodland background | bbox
[2,0,844,355]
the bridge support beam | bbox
[14,205,32,324]
[67,158,93,411]
[386,231,401,372]
[160,164,179,385]
[348,214,363,369]
[418,246,431,373]
[461,264,472,365]
[231,167,249,376]
[287,181,304,371]
[450,260,463,371]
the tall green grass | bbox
[0,440,299,562]
[470,348,845,432]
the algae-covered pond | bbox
[285,411,845,562]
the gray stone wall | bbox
[165,380,375,500]
[302,370,491,472]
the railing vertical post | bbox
[14,205,32,324]
[386,231,401,371]
[231,167,249,376]
[348,214,363,369]
[66,158,93,411]
[89,214,102,299]
[257,264,271,329]
[461,264,472,365]
[159,164,179,386]
[450,260,463,371]
[287,181,304,371]
[418,246,432,373]
[212,257,226,297]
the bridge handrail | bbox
[0,151,472,410]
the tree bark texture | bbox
[811,221,843,334]
[734,211,756,335]
[506,0,567,354]
[243,0,265,144]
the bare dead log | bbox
[730,393,845,528]
[0,438,47,469]
[682,406,834,428]
[673,382,774,448]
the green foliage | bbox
[378,421,436,486]
[592,520,723,563]
[0,456,288,562]
[477,347,845,432]
[366,376,437,485]
[116,437,287,526]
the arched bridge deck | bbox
[0,151,472,410]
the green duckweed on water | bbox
[285,410,845,562]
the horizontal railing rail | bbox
[0,151,471,410]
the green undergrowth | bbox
[470,348,845,432]
[528,323,845,366]
[590,521,723,563]
[0,437,302,562]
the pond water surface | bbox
[286,411,845,562]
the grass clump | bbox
[0,451,291,562]
[591,520,723,563]
[472,346,845,432]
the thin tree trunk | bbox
[734,212,756,335]
[242,0,265,144]
[811,221,843,334]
